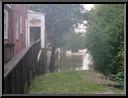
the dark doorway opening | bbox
[30,27,41,43]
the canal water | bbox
[76,49,92,70]
[59,49,93,71]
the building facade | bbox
[4,4,27,63]
[27,10,45,48]
[4,4,47,94]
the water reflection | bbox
[59,49,93,71]
[76,49,93,70]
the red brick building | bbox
[4,4,27,63]
[4,4,47,94]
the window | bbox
[16,16,20,40]
[20,16,22,34]
[4,9,8,39]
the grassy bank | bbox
[29,70,124,94]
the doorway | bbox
[30,27,41,43]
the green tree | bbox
[29,4,83,72]
[83,4,124,81]
[63,32,86,52]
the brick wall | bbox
[12,4,27,56]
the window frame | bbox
[16,16,20,40]
[20,16,22,34]
[4,9,8,39]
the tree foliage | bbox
[83,4,124,83]
[29,4,83,47]
[29,4,83,72]
[63,32,86,52]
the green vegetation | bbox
[29,4,83,73]
[37,49,48,75]
[29,71,124,94]
[28,4,125,94]
[63,32,86,52]
[83,4,124,85]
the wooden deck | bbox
[4,39,41,94]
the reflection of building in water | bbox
[83,50,93,70]
[75,49,93,70]
[82,53,90,70]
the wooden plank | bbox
[4,39,41,94]
[4,39,41,78]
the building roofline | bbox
[5,4,12,9]
[28,10,46,15]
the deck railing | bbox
[4,39,41,94]
[4,43,15,63]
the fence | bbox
[4,43,15,63]
[4,39,41,94]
